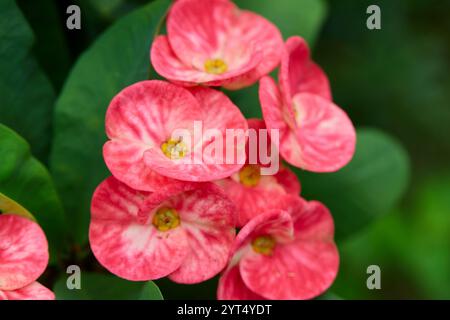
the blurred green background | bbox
[6,0,449,299]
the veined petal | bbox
[217,265,265,300]
[259,76,292,134]
[290,93,356,172]
[144,87,247,181]
[155,0,282,89]
[105,80,201,142]
[222,11,283,90]
[233,210,295,254]
[138,183,236,284]
[89,177,189,281]
[217,168,300,227]
[104,80,203,190]
[239,239,339,300]
[167,0,238,70]
[279,36,331,104]
[151,36,260,87]
[0,215,49,291]
[103,140,180,192]
[292,200,336,243]
[239,199,339,300]
[275,166,301,195]
[0,282,55,300]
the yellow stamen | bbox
[252,235,276,256]
[204,58,228,75]
[238,164,261,187]
[152,207,180,232]
[161,138,187,159]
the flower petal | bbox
[239,199,339,300]
[89,177,189,281]
[144,87,247,181]
[290,93,356,172]
[167,0,238,70]
[104,80,203,191]
[239,238,339,300]
[217,265,265,300]
[138,182,236,284]
[260,76,356,172]
[259,76,291,134]
[279,36,331,104]
[275,166,301,195]
[103,140,180,192]
[158,0,282,89]
[0,215,49,291]
[292,200,336,242]
[217,168,300,227]
[221,11,283,90]
[0,282,55,300]
[151,35,260,87]
[233,209,295,253]
[259,76,304,167]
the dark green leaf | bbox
[0,0,56,161]
[54,272,163,300]
[0,124,68,260]
[17,0,71,90]
[235,0,328,45]
[50,0,171,245]
[293,128,410,241]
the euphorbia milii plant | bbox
[217,119,300,227]
[103,80,247,192]
[0,214,54,300]
[89,176,236,283]
[87,0,357,301]
[217,196,339,300]
[259,36,356,172]
[151,0,283,89]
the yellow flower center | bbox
[152,207,180,232]
[238,164,261,187]
[204,58,228,75]
[251,235,276,256]
[161,138,187,159]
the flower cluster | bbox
[0,214,54,300]
[90,0,356,300]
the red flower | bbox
[217,196,339,300]
[103,80,247,191]
[216,119,300,227]
[259,37,356,172]
[89,177,236,283]
[0,215,54,300]
[151,0,283,89]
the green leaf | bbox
[293,128,410,241]
[234,0,328,45]
[0,124,68,260]
[50,0,171,245]
[0,0,56,161]
[17,0,71,90]
[54,273,163,300]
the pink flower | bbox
[0,214,54,300]
[217,196,339,300]
[151,0,283,90]
[259,36,356,172]
[103,80,247,192]
[279,36,332,104]
[89,176,236,283]
[216,119,300,227]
